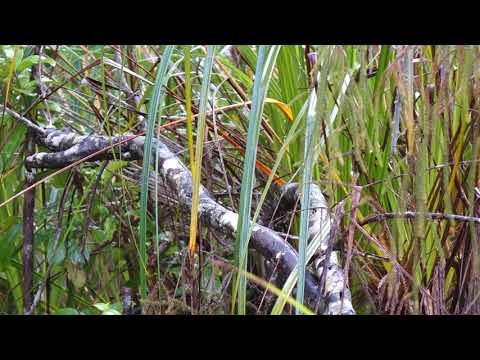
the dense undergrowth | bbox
[1,45,480,315]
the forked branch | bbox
[5,105,355,314]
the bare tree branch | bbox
[279,183,355,315]
[13,103,356,313]
[0,105,46,135]
[359,211,480,226]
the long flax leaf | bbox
[271,52,334,315]
[184,46,195,173]
[296,87,318,313]
[249,98,310,228]
[234,94,310,310]
[153,54,185,311]
[188,45,216,258]
[139,45,175,300]
[233,45,280,314]
[232,46,267,314]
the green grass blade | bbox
[295,87,318,313]
[139,45,175,301]
[249,98,310,232]
[271,50,333,315]
[229,92,310,316]
[233,45,281,315]
[188,45,216,258]
[239,267,314,315]
[373,45,390,97]
[184,45,195,173]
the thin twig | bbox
[359,211,480,226]
[25,173,75,315]
[0,105,46,135]
[22,128,35,313]
[81,160,108,260]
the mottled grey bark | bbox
[121,287,133,315]
[23,46,42,314]
[279,183,355,315]
[22,128,35,314]
[26,128,144,169]
[138,137,326,308]
[13,109,355,313]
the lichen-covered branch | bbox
[134,136,325,308]
[14,109,353,313]
[279,183,355,315]
[25,128,145,169]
